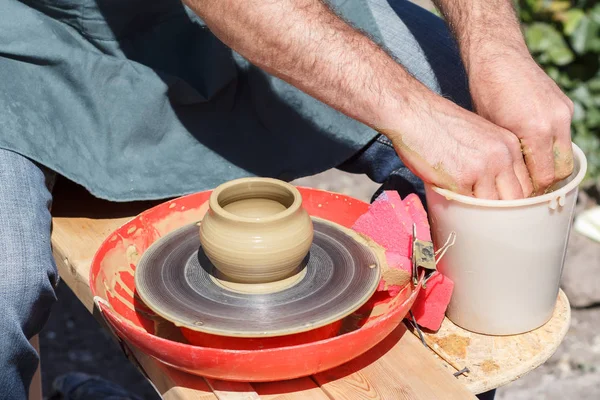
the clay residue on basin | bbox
[349,229,411,290]
[381,267,411,289]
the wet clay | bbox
[481,359,500,374]
[381,267,411,289]
[519,142,574,196]
[210,264,308,294]
[428,334,471,358]
[207,216,386,296]
[346,229,410,290]
[199,177,314,289]
[222,198,287,218]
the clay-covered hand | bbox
[468,48,574,196]
[379,89,534,200]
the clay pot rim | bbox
[208,177,303,223]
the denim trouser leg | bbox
[0,149,58,399]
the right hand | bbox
[378,91,533,200]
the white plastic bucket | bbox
[424,143,587,335]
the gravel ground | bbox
[40,169,600,399]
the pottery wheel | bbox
[135,218,381,337]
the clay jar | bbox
[199,177,314,285]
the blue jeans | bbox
[0,1,481,399]
[0,149,58,399]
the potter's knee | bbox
[0,231,58,335]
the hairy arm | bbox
[183,0,424,130]
[432,0,574,194]
[183,0,534,199]
[431,0,528,72]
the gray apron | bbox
[0,0,384,201]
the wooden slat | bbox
[52,215,130,312]
[314,325,477,400]
[132,350,218,400]
[409,291,571,394]
[204,379,261,400]
[253,378,331,400]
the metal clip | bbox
[412,226,457,288]
[435,231,456,263]
[412,223,436,287]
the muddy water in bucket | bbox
[425,143,587,335]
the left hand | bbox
[467,47,575,196]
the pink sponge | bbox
[380,191,414,238]
[352,190,453,331]
[402,193,431,242]
[411,271,454,331]
[352,191,412,256]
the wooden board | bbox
[314,325,471,399]
[253,379,331,400]
[48,178,476,399]
[408,291,571,394]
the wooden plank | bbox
[52,215,129,312]
[408,291,571,394]
[204,379,261,400]
[253,378,331,400]
[314,325,477,400]
[131,349,218,400]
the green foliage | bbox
[518,0,600,182]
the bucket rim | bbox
[426,143,588,208]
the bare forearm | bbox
[432,0,529,72]
[183,0,427,130]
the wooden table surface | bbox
[48,179,569,399]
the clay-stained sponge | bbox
[381,251,412,295]
[352,191,413,257]
[351,190,453,332]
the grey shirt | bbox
[0,0,384,201]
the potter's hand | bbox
[432,0,574,196]
[380,88,533,200]
[468,49,574,195]
[183,0,553,200]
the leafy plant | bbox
[518,0,600,183]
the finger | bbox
[511,144,534,197]
[553,136,574,182]
[521,138,555,195]
[552,100,575,181]
[513,160,534,198]
[472,175,499,200]
[496,169,525,200]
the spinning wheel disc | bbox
[135,218,382,337]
